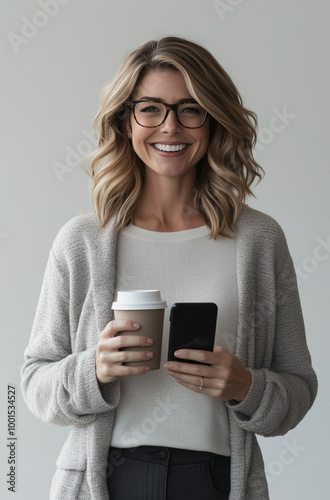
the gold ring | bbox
[198,376,204,390]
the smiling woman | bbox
[21,36,317,500]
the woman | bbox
[21,36,317,499]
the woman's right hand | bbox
[95,320,154,386]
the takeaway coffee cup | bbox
[111,290,167,371]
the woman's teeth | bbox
[154,144,187,152]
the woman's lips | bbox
[150,143,191,155]
[153,143,187,152]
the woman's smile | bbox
[150,141,191,157]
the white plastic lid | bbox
[111,290,167,310]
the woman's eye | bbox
[181,106,201,114]
[140,106,161,113]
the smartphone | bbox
[167,302,218,364]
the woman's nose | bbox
[159,110,182,133]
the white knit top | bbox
[111,224,237,456]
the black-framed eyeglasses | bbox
[126,99,208,129]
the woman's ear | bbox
[124,109,132,138]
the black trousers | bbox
[107,446,230,500]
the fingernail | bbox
[146,338,153,344]
[133,323,140,329]
[174,350,182,356]
[164,362,171,369]
[146,352,153,358]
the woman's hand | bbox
[164,346,252,402]
[96,320,154,386]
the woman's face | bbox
[128,70,209,180]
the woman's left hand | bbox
[164,346,252,402]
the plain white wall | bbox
[1,0,329,498]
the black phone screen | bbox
[167,302,218,363]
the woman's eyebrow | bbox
[135,96,197,103]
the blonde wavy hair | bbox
[91,36,263,238]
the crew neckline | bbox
[120,223,211,242]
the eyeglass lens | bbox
[133,102,207,128]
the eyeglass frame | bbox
[125,99,209,129]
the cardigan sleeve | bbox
[21,246,120,427]
[227,251,318,437]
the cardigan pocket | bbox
[56,427,87,470]
[50,468,90,500]
[51,428,90,499]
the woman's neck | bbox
[133,169,205,232]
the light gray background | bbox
[1,0,329,498]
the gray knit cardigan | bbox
[21,206,317,500]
